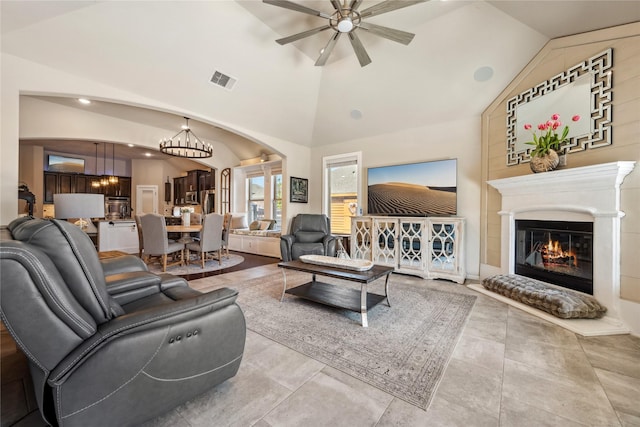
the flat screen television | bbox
[367,159,457,216]
[47,155,85,173]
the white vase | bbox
[182,212,190,226]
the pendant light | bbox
[100,142,109,186]
[92,143,101,188]
[109,143,119,184]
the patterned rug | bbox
[147,254,244,275]
[225,271,476,409]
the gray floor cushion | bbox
[482,274,607,319]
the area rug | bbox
[147,254,244,275]
[232,272,476,409]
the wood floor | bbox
[0,251,279,427]
[179,251,279,281]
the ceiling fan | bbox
[263,0,427,67]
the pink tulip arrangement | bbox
[524,113,581,157]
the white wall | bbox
[311,116,482,279]
[1,53,311,225]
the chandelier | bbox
[159,117,213,158]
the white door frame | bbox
[135,185,158,215]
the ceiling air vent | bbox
[210,70,237,91]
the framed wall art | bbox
[290,177,308,203]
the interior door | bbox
[135,185,158,215]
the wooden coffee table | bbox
[278,260,394,327]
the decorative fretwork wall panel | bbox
[506,49,613,165]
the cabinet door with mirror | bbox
[427,219,465,282]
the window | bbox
[273,173,282,228]
[220,168,231,215]
[247,176,264,223]
[244,163,282,226]
[323,152,362,235]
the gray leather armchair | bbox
[280,214,337,261]
[0,217,246,427]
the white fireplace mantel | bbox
[481,161,636,336]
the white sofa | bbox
[227,214,281,258]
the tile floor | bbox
[15,265,640,427]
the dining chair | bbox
[186,213,223,268]
[139,213,185,272]
[221,213,232,259]
[190,212,203,239]
[134,214,144,258]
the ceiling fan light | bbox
[337,18,353,32]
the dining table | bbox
[166,224,202,243]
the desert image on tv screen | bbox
[48,155,85,174]
[367,159,457,216]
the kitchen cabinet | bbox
[43,172,132,203]
[185,170,199,193]
[75,175,89,193]
[43,172,77,203]
[119,178,131,197]
[103,177,131,197]
[43,172,58,203]
[199,170,215,191]
[173,177,186,205]
[173,170,210,205]
[58,173,74,194]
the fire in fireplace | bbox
[515,220,593,294]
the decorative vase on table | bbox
[182,212,190,227]
[530,149,560,173]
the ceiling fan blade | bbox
[358,21,415,45]
[348,31,372,67]
[330,0,343,15]
[315,32,342,66]
[349,0,364,11]
[276,25,332,45]
[359,0,428,19]
[263,0,331,19]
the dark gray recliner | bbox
[0,217,246,427]
[280,214,337,262]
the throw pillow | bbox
[231,215,248,230]
[482,274,607,319]
[258,220,271,230]
[249,220,260,231]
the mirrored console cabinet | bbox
[350,216,466,284]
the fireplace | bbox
[515,220,593,294]
[481,161,636,336]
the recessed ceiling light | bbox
[474,66,494,82]
[350,109,363,120]
[78,98,91,105]
[127,144,135,147]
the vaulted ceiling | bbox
[2,1,639,158]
